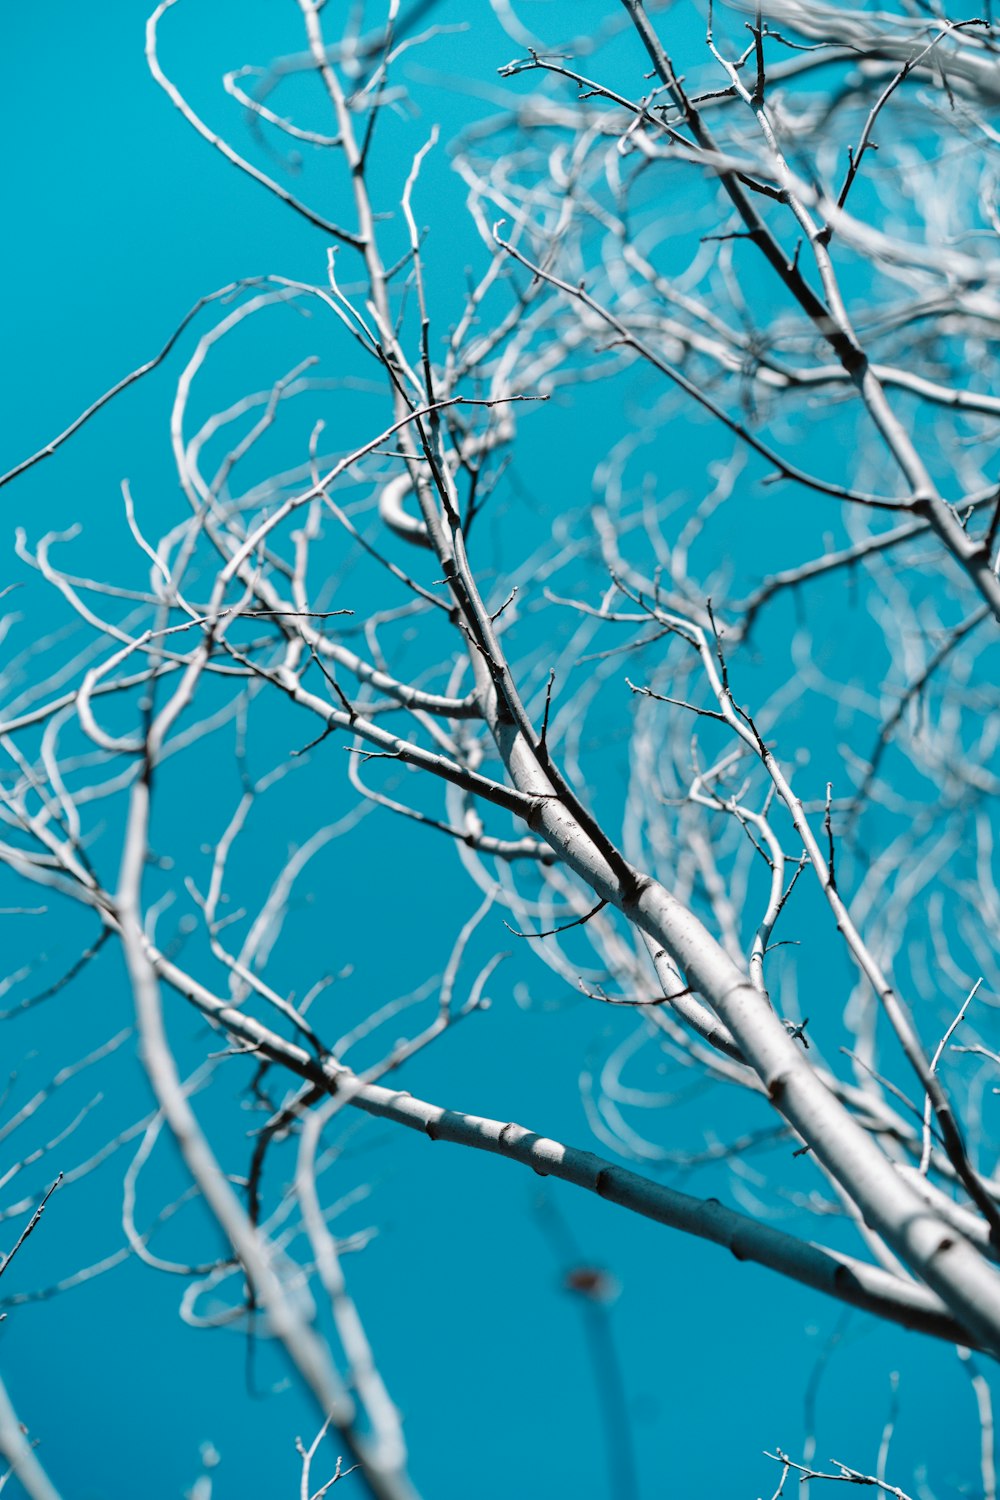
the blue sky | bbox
[0,4,991,1498]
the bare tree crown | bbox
[3,2,1000,1496]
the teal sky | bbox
[0,5,991,1498]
